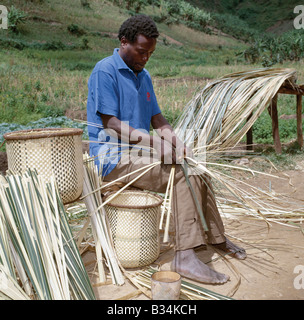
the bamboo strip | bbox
[82,163,125,286]
[164,165,175,243]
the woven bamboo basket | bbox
[104,190,163,268]
[4,128,84,204]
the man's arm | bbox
[100,113,177,163]
[101,114,150,145]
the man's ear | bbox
[120,36,128,49]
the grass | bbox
[0,59,86,123]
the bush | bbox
[240,30,304,66]
[252,110,302,144]
[252,112,273,143]
[113,0,145,13]
[115,0,211,32]
[0,117,88,143]
[165,0,180,16]
[80,0,91,9]
[8,5,27,34]
[0,38,25,50]
[67,24,86,37]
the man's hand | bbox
[184,145,194,159]
[154,138,176,164]
[153,137,193,164]
[151,113,195,164]
[175,143,194,163]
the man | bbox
[87,14,246,284]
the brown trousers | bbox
[104,155,225,251]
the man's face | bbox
[119,34,157,74]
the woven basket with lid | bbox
[4,128,84,204]
[104,190,163,269]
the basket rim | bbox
[104,190,163,209]
[4,127,83,141]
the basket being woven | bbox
[104,190,163,269]
[4,128,84,204]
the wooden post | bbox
[297,94,303,149]
[246,112,253,151]
[268,94,282,154]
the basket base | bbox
[115,238,160,268]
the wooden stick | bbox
[246,112,253,151]
[278,87,304,95]
[297,94,303,149]
[268,94,282,154]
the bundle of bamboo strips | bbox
[0,170,95,300]
[159,165,175,242]
[81,158,125,286]
[184,156,304,227]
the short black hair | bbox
[118,15,159,42]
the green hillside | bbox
[189,0,299,33]
[0,0,246,125]
[0,0,303,147]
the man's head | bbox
[118,15,159,74]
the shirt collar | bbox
[113,48,128,70]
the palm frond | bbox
[175,67,297,150]
[172,67,304,226]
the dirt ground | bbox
[86,214,304,300]
[1,150,304,300]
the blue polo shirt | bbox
[87,48,161,176]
